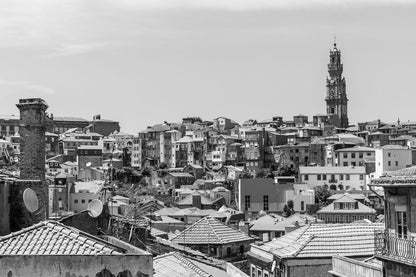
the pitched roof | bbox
[318,196,376,214]
[171,217,253,245]
[177,192,214,206]
[154,252,213,277]
[328,193,369,201]
[250,213,318,232]
[336,146,375,152]
[249,223,384,260]
[0,221,122,255]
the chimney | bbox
[192,194,202,209]
[7,98,50,232]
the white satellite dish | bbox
[87,199,103,218]
[271,260,276,272]
[23,188,39,213]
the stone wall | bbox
[0,255,153,277]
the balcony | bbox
[328,179,338,183]
[375,230,416,265]
[329,255,382,277]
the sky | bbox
[0,0,416,134]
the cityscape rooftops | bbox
[249,223,384,261]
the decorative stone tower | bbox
[9,98,49,231]
[325,42,349,128]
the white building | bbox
[69,181,106,213]
[131,135,142,168]
[299,166,367,190]
[336,146,375,167]
[374,145,412,179]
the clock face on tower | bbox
[330,88,335,97]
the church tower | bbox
[325,42,349,128]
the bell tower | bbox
[325,42,349,128]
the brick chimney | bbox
[8,98,50,232]
[16,98,48,180]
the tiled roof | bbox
[171,217,253,245]
[336,146,375,152]
[328,193,368,201]
[378,145,409,150]
[168,172,195,178]
[250,213,318,232]
[177,192,214,206]
[53,116,89,122]
[318,196,376,214]
[154,252,232,277]
[0,221,122,255]
[249,223,384,260]
[154,252,212,277]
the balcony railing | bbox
[375,230,416,264]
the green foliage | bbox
[315,185,333,205]
[283,199,295,217]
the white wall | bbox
[375,148,412,178]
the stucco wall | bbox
[0,255,152,277]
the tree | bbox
[315,186,332,205]
[141,167,152,178]
[255,169,267,178]
[283,200,295,217]
[239,171,253,179]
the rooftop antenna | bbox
[334,35,337,48]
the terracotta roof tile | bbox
[0,221,122,255]
[171,217,253,245]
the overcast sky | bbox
[1,0,415,134]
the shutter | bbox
[410,196,416,232]
[389,202,396,230]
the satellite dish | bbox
[23,188,39,213]
[271,260,276,272]
[86,162,92,167]
[87,199,103,218]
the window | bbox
[74,199,78,203]
[304,174,309,181]
[334,215,341,223]
[351,153,356,158]
[263,195,269,211]
[346,174,350,180]
[343,153,348,158]
[397,211,408,238]
[395,161,399,166]
[359,153,363,159]
[317,174,321,180]
[245,195,251,211]
[360,175,364,180]
[351,162,356,166]
[352,215,357,221]
[340,174,344,180]
[343,162,348,166]
[323,175,327,181]
[388,161,391,166]
[388,152,391,157]
[301,201,304,211]
[251,265,257,277]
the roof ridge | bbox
[0,221,47,241]
[206,217,222,243]
[173,252,212,277]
